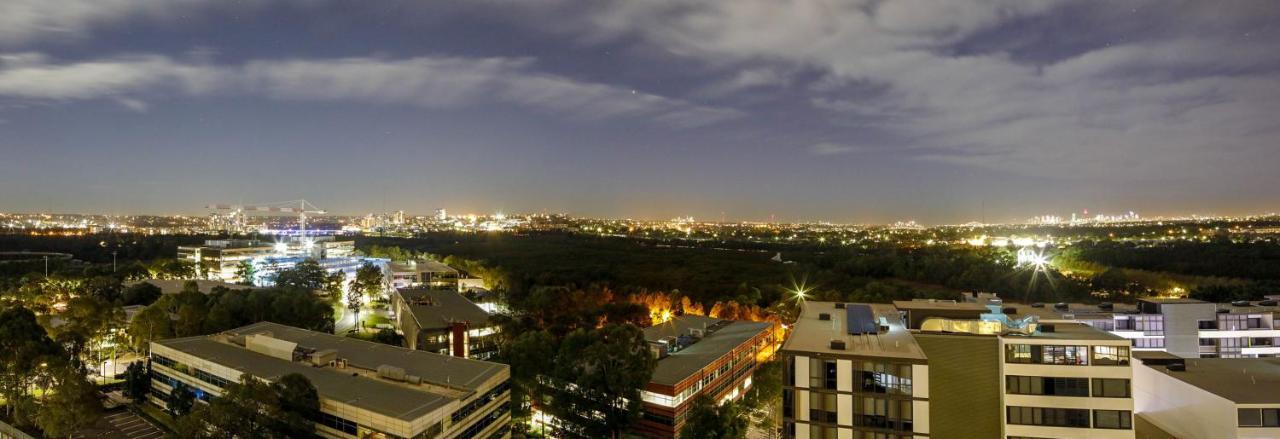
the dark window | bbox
[1006,376,1089,397]
[1093,410,1132,429]
[1240,408,1280,427]
[1091,379,1130,398]
[1006,407,1090,428]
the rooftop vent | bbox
[818,313,831,321]
[829,340,846,350]
[1098,302,1114,310]
[1231,300,1251,307]
[835,303,846,309]
[1166,363,1186,372]
[1054,303,1069,310]
[1260,300,1278,307]
[377,364,407,381]
[1040,324,1056,333]
[1030,302,1045,308]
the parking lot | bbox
[71,409,164,439]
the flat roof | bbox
[157,335,452,421]
[390,260,459,274]
[220,322,505,391]
[1140,298,1207,305]
[782,302,927,361]
[643,315,771,386]
[892,300,988,312]
[1021,321,1126,341]
[1002,302,1139,320]
[1216,301,1280,314]
[1143,358,1280,404]
[397,288,491,330]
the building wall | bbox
[913,334,1002,438]
[1133,361,1238,438]
[1001,336,1135,439]
[782,352,927,439]
[1162,303,1217,358]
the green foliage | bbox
[124,361,151,404]
[45,296,124,370]
[170,373,319,439]
[0,306,64,420]
[272,259,328,292]
[166,382,195,418]
[371,328,404,347]
[234,260,257,285]
[502,330,556,420]
[129,285,334,350]
[546,324,656,438]
[36,365,103,438]
[679,395,749,439]
[121,281,163,306]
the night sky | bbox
[2,1,1278,224]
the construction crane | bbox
[206,200,326,234]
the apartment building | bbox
[782,300,1136,439]
[1005,297,1280,358]
[1134,354,1280,438]
[149,322,511,439]
[781,302,931,439]
[392,288,498,360]
[1000,322,1136,439]
[636,315,773,438]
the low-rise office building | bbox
[392,288,498,360]
[390,260,461,290]
[178,236,365,285]
[1134,355,1280,438]
[636,315,773,438]
[149,322,511,439]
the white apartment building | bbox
[1001,323,1136,439]
[1134,355,1280,438]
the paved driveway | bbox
[72,409,165,439]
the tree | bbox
[0,306,64,420]
[123,361,151,404]
[352,262,384,300]
[371,328,404,347]
[679,395,749,439]
[169,373,318,439]
[503,330,556,422]
[47,296,124,372]
[37,364,103,438]
[167,382,195,418]
[273,259,327,292]
[549,324,656,438]
[121,282,163,306]
[127,300,175,352]
[234,260,258,286]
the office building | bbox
[1134,354,1280,437]
[390,260,461,290]
[178,237,382,288]
[149,322,510,439]
[392,288,498,360]
[636,315,774,438]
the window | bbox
[1006,376,1089,397]
[857,397,912,431]
[1006,344,1033,363]
[1005,345,1088,365]
[782,389,794,419]
[1132,338,1165,348]
[810,359,837,389]
[1239,408,1280,427]
[1092,346,1129,366]
[809,391,838,423]
[1042,345,1089,365]
[1199,338,1216,346]
[1091,379,1130,398]
[1093,410,1132,429]
[859,361,912,395]
[1006,407,1090,428]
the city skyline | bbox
[4,1,1280,223]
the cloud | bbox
[114,97,148,112]
[807,142,866,155]
[505,0,1280,179]
[0,53,742,127]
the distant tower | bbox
[435,208,448,221]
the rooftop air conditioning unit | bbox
[835,303,846,309]
[829,340,846,350]
[818,313,831,321]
